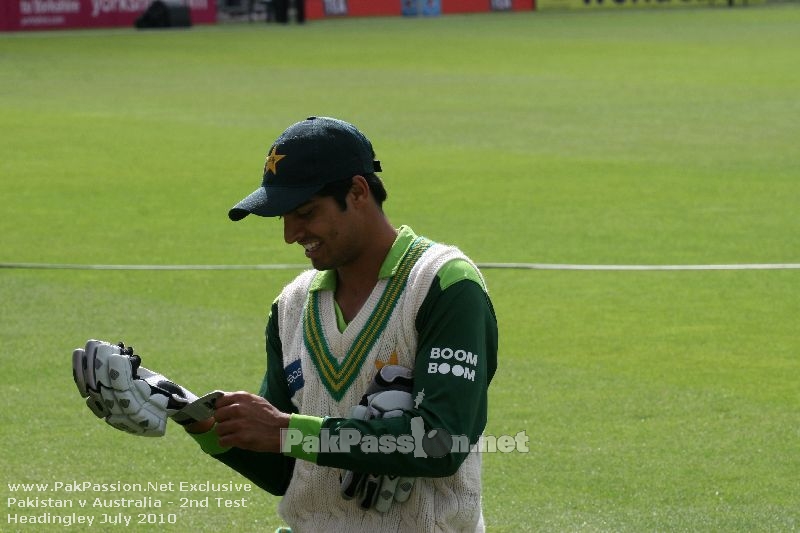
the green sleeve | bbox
[258,300,297,414]
[315,267,498,477]
[194,301,297,495]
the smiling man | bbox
[194,116,498,531]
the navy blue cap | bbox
[229,117,382,220]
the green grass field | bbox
[2,5,799,531]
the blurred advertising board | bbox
[1,0,215,31]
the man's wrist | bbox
[281,414,325,463]
[187,423,231,456]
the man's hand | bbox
[213,392,291,452]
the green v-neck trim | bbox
[302,235,433,401]
[333,301,347,333]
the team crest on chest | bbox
[375,351,400,371]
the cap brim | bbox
[228,184,322,221]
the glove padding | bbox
[72,339,220,437]
[340,365,416,512]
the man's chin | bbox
[309,258,334,271]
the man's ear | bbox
[348,175,371,208]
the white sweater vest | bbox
[275,241,485,532]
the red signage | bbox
[305,0,534,20]
[1,0,216,31]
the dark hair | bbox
[316,173,387,211]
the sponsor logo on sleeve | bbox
[284,359,304,396]
[427,347,478,381]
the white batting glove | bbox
[340,365,416,512]
[72,339,221,437]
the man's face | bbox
[281,194,362,271]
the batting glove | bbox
[340,365,416,512]
[72,339,221,437]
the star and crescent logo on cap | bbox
[264,146,286,175]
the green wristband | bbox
[189,426,231,456]
[282,414,325,463]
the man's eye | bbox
[297,209,313,218]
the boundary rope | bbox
[2,262,799,271]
